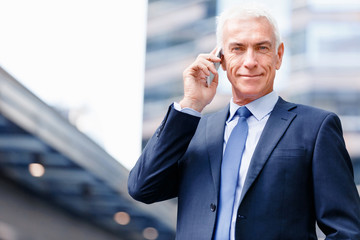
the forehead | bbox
[222,17,276,45]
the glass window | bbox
[308,0,360,12]
[307,21,360,68]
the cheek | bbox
[267,62,277,78]
[225,56,241,75]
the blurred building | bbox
[143,0,219,145]
[0,66,176,240]
[285,0,360,184]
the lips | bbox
[239,74,263,79]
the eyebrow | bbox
[256,41,272,46]
[256,41,272,47]
[229,40,273,47]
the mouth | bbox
[239,74,263,79]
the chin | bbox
[235,86,261,96]
[232,86,271,102]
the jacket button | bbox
[238,214,246,219]
[210,203,216,212]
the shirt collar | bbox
[228,91,279,122]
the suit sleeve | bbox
[127,104,200,204]
[312,113,360,239]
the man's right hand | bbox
[179,48,222,113]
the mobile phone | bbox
[206,48,222,86]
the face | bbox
[221,17,284,105]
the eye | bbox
[257,45,270,53]
[231,46,245,53]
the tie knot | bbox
[236,106,251,119]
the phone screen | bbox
[206,48,222,86]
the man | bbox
[128,4,360,240]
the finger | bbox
[198,52,221,64]
[211,72,219,85]
[200,58,218,76]
[200,58,220,77]
[198,55,221,71]
[208,71,219,88]
[186,61,210,80]
[210,47,218,55]
[193,57,212,71]
[208,51,222,64]
[197,62,212,77]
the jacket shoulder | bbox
[277,97,337,118]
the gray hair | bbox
[216,3,281,50]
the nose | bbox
[243,49,258,69]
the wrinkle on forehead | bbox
[222,17,276,49]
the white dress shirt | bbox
[174,91,279,239]
[225,91,278,240]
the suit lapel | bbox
[206,105,229,197]
[239,98,297,203]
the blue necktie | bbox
[214,106,251,240]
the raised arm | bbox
[128,49,221,204]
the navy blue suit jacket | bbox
[128,97,360,239]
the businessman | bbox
[128,4,360,239]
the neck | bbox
[232,89,273,106]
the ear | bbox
[220,53,226,71]
[275,43,284,70]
